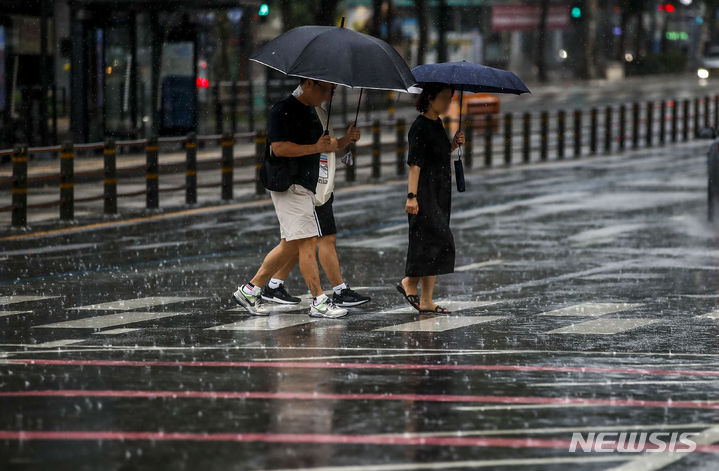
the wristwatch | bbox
[407,192,417,199]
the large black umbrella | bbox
[251,21,416,131]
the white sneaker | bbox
[309,294,348,318]
[232,285,267,316]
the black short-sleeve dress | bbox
[404,114,455,277]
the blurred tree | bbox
[437,0,449,62]
[536,0,549,81]
[579,0,598,79]
[414,0,428,64]
[279,0,340,31]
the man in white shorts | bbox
[261,102,371,309]
[232,79,359,318]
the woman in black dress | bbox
[397,82,464,314]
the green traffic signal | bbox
[259,3,269,16]
[571,6,582,19]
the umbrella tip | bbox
[340,17,345,28]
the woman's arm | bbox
[450,131,466,152]
[405,165,420,215]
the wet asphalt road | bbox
[1,138,719,470]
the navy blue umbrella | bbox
[411,61,529,192]
[411,60,530,128]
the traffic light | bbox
[570,2,583,22]
[258,3,269,16]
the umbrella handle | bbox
[353,89,363,127]
[324,90,335,135]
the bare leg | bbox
[249,239,299,287]
[317,234,343,287]
[296,236,323,297]
[273,252,299,281]
[401,276,421,296]
[419,275,437,310]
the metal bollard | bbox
[619,104,626,152]
[683,99,690,141]
[255,130,266,195]
[705,95,711,129]
[671,99,678,143]
[396,118,406,176]
[522,112,531,163]
[540,111,548,161]
[484,114,493,167]
[11,144,28,227]
[185,133,197,205]
[557,110,565,160]
[573,109,582,158]
[60,142,74,220]
[103,138,117,214]
[146,137,159,209]
[604,106,612,154]
[372,119,381,179]
[504,113,513,165]
[221,133,234,201]
[632,103,640,149]
[590,107,598,155]
[464,116,473,169]
[646,101,653,147]
[659,101,666,146]
[694,97,701,138]
[709,140,719,222]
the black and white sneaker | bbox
[332,286,371,307]
[261,284,301,304]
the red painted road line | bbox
[2,389,719,410]
[7,358,719,378]
[0,430,717,453]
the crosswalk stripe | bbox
[0,296,59,306]
[379,300,499,315]
[695,310,719,319]
[92,328,141,335]
[375,316,506,332]
[33,311,190,329]
[546,318,658,335]
[26,339,86,348]
[0,311,31,317]
[69,296,205,311]
[539,302,644,317]
[455,259,504,272]
[207,314,316,331]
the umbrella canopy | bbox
[411,60,530,95]
[251,25,416,93]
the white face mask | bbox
[292,85,304,98]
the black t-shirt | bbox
[267,94,324,192]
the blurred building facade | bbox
[0,0,713,148]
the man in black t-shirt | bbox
[232,79,359,318]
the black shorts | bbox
[315,193,337,236]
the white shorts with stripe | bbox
[270,184,321,241]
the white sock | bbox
[333,283,347,295]
[313,293,328,305]
[242,283,261,296]
[268,278,284,290]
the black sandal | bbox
[420,305,451,314]
[396,283,420,311]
